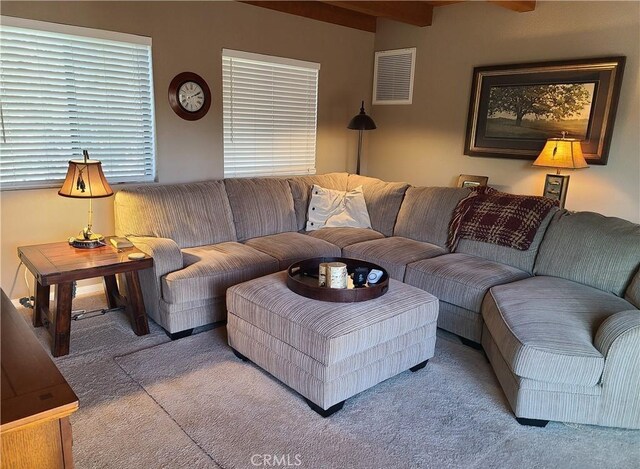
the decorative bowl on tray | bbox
[286,257,389,303]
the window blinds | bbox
[222,49,319,178]
[0,17,156,189]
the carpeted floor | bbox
[17,294,640,468]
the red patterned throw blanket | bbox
[447,186,557,251]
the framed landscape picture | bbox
[464,57,625,165]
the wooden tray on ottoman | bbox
[287,257,389,302]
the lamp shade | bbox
[533,138,589,170]
[58,158,113,198]
[347,101,377,131]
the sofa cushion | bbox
[245,232,341,270]
[394,186,470,248]
[455,208,559,274]
[405,253,530,312]
[343,236,446,281]
[161,242,279,304]
[482,276,635,386]
[306,227,384,249]
[288,173,349,231]
[625,269,640,309]
[347,174,409,237]
[225,178,297,241]
[114,180,236,249]
[534,211,640,296]
[306,185,371,231]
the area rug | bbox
[17,294,219,468]
[115,327,640,469]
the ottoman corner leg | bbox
[305,398,345,418]
[516,417,549,428]
[410,359,429,372]
[231,347,250,362]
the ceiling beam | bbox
[324,1,433,27]
[241,1,377,33]
[488,1,536,13]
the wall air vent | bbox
[373,47,416,105]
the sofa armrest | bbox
[127,236,183,279]
[595,310,640,359]
[593,310,640,427]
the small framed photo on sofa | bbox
[457,174,489,188]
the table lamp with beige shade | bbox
[533,132,589,208]
[58,150,114,248]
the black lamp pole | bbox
[347,101,376,175]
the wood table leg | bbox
[33,282,50,328]
[53,283,73,357]
[124,271,149,336]
[103,274,119,309]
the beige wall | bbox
[0,1,374,297]
[368,1,640,222]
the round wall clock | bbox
[168,72,211,121]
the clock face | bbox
[169,72,210,120]
[178,81,205,112]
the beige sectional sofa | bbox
[114,172,640,429]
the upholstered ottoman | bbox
[226,271,439,417]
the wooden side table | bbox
[18,238,153,357]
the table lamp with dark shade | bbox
[533,133,588,208]
[58,150,114,248]
[347,101,376,175]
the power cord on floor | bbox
[18,262,78,309]
[19,261,35,308]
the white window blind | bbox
[0,16,156,190]
[222,49,319,178]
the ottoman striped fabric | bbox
[226,271,439,416]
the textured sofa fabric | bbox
[394,186,470,248]
[162,242,279,304]
[483,276,635,387]
[306,227,385,248]
[534,211,640,296]
[405,253,530,312]
[343,236,446,281]
[225,177,298,241]
[244,232,341,270]
[115,181,237,248]
[347,174,409,237]
[227,272,438,409]
[483,312,640,429]
[404,253,530,343]
[625,270,640,308]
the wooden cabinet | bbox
[1,289,78,468]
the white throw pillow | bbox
[306,185,372,231]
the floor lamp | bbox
[347,101,376,175]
